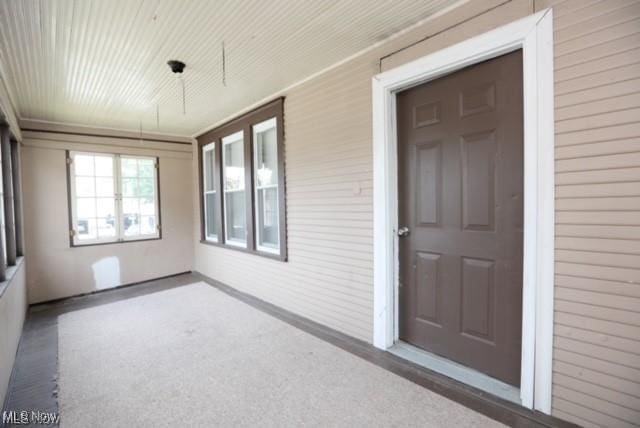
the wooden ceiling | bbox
[0,0,460,136]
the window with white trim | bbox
[68,151,160,246]
[203,142,218,242]
[253,118,280,253]
[222,131,247,247]
[197,97,286,260]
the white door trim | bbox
[371,9,555,413]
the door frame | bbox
[371,9,554,413]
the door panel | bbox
[397,50,524,386]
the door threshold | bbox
[389,341,521,405]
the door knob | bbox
[397,226,410,237]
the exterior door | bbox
[396,50,524,386]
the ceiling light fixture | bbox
[167,60,187,115]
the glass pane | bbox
[138,159,155,177]
[257,187,279,249]
[204,149,215,191]
[123,197,139,215]
[254,121,278,187]
[94,156,113,177]
[95,177,114,197]
[123,214,140,236]
[140,216,156,235]
[77,198,96,218]
[74,155,94,176]
[225,191,246,242]
[138,178,154,198]
[121,158,138,177]
[205,192,217,238]
[140,198,155,215]
[223,138,244,191]
[122,178,137,197]
[77,218,97,240]
[96,198,116,218]
[75,177,95,197]
[97,218,116,238]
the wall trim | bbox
[20,118,193,144]
[371,9,555,413]
[29,271,192,308]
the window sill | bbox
[199,239,287,262]
[71,237,162,248]
[0,256,25,300]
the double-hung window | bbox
[197,98,286,260]
[253,118,280,253]
[222,131,247,247]
[68,151,160,246]
[202,143,218,242]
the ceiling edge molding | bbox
[191,0,469,138]
[20,118,194,145]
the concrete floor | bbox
[3,273,573,428]
[56,282,503,427]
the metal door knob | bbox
[397,226,410,237]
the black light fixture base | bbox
[167,60,186,74]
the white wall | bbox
[22,132,194,303]
[0,260,27,407]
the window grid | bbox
[68,152,160,246]
[73,154,117,242]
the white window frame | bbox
[69,151,160,246]
[202,142,218,242]
[371,10,554,413]
[253,117,280,254]
[119,154,161,242]
[222,131,247,248]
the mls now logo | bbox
[2,410,60,425]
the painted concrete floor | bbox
[3,274,571,427]
[56,282,505,427]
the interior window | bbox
[253,118,279,253]
[203,143,218,241]
[197,98,286,260]
[222,131,246,247]
[68,152,160,246]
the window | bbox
[222,131,246,247]
[197,98,286,260]
[0,125,21,283]
[68,151,160,246]
[253,118,280,253]
[202,143,218,242]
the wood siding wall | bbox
[538,1,640,427]
[194,1,640,426]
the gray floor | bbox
[57,282,503,427]
[2,274,195,428]
[3,273,575,428]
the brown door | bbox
[397,50,524,386]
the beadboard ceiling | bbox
[0,0,461,137]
